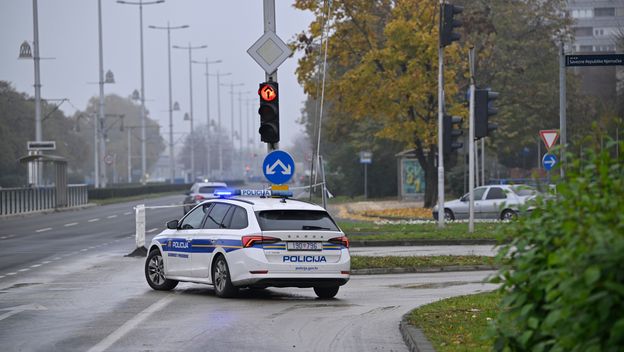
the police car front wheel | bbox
[212,255,238,298]
[145,249,178,291]
[314,286,339,299]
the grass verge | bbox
[407,291,501,352]
[91,191,184,206]
[351,255,498,270]
[339,221,507,241]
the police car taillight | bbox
[329,236,349,248]
[242,235,280,248]
[194,195,204,201]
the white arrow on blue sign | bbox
[263,150,295,184]
[542,153,557,171]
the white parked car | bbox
[433,184,539,221]
[182,182,228,214]
[146,193,350,298]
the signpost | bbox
[359,151,372,199]
[247,31,292,76]
[565,54,624,67]
[539,130,559,151]
[542,153,557,171]
[27,141,56,151]
[263,150,295,185]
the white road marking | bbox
[124,212,132,215]
[6,273,17,276]
[35,228,52,233]
[0,304,47,322]
[80,249,88,252]
[88,218,100,222]
[107,215,118,219]
[88,246,95,249]
[146,228,159,234]
[18,268,29,272]
[0,236,6,240]
[30,264,41,268]
[42,261,51,264]
[87,295,175,352]
[53,257,61,261]
[64,222,78,227]
[0,276,5,279]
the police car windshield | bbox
[255,210,339,231]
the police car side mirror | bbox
[166,219,179,230]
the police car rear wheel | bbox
[145,250,178,291]
[314,286,339,299]
[212,256,238,298]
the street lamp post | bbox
[17,0,43,186]
[149,22,188,184]
[192,58,221,179]
[173,43,207,182]
[222,82,244,175]
[97,0,116,188]
[117,0,164,184]
[237,91,250,155]
[208,71,231,179]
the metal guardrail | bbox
[0,184,89,216]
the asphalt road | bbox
[0,195,498,351]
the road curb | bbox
[351,265,499,275]
[0,203,98,219]
[400,312,436,352]
[349,239,501,247]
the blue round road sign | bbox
[542,153,557,171]
[263,150,295,184]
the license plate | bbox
[286,241,322,251]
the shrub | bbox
[491,142,624,352]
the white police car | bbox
[145,190,350,299]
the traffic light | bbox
[443,114,463,156]
[258,81,279,144]
[475,89,499,139]
[440,4,463,47]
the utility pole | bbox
[149,22,188,184]
[174,43,207,181]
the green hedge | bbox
[491,142,624,351]
[88,183,191,199]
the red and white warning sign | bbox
[540,130,559,151]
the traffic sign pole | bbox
[559,40,566,178]
[263,0,278,152]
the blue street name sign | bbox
[263,150,295,184]
[542,153,557,171]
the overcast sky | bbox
[0,0,313,148]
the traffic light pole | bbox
[264,0,278,152]
[437,18,445,228]
[468,47,476,233]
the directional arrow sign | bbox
[263,150,295,185]
[542,153,558,171]
[540,130,559,151]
